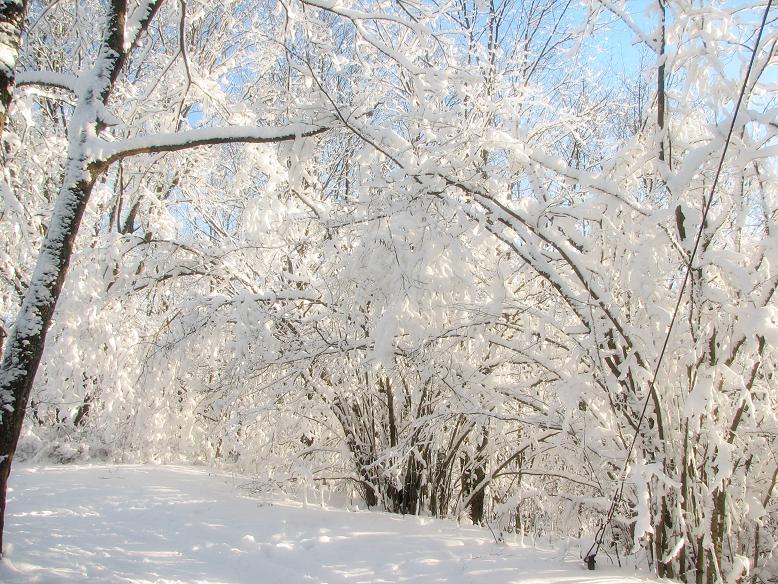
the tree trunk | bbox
[0,0,27,139]
[657,0,667,164]
[466,428,489,525]
[469,461,486,525]
[655,493,674,579]
[707,488,726,584]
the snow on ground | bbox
[0,465,663,584]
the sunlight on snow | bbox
[0,466,664,584]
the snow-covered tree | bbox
[1,0,776,582]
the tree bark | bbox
[466,428,489,525]
[0,0,27,139]
[657,0,667,164]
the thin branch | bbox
[96,123,331,166]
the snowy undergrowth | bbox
[0,465,666,584]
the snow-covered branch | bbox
[97,123,331,165]
[15,71,79,93]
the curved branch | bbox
[15,71,79,94]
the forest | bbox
[0,0,776,583]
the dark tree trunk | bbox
[657,0,667,164]
[707,488,726,584]
[462,428,489,525]
[469,464,486,525]
[655,493,674,579]
[0,0,28,140]
[363,479,379,508]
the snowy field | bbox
[0,465,663,584]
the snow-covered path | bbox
[0,465,662,583]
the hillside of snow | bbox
[0,465,663,583]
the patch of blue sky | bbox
[589,0,776,87]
